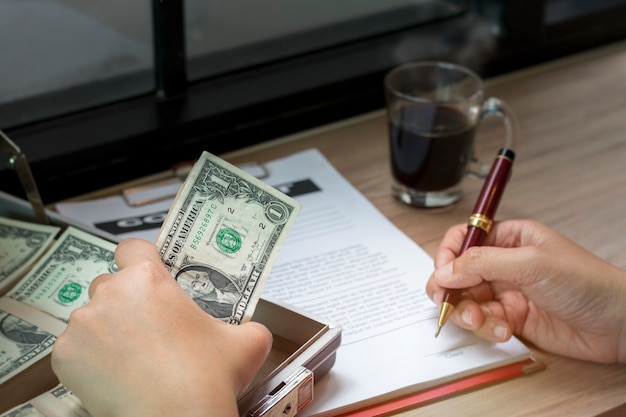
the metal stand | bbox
[0,130,49,224]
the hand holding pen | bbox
[435,148,515,337]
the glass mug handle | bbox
[467,97,518,178]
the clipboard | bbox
[120,161,270,207]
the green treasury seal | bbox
[58,282,83,303]
[216,228,242,254]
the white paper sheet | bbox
[256,149,530,417]
[56,148,530,416]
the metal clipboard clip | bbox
[246,367,314,417]
[0,129,49,224]
[121,160,270,207]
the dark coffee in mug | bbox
[388,104,476,192]
[384,61,516,208]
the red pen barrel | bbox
[436,148,515,336]
[457,148,515,254]
[472,148,515,220]
[460,226,489,253]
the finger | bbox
[480,219,533,248]
[447,299,484,330]
[433,224,467,268]
[476,219,565,254]
[425,274,443,305]
[87,273,115,298]
[88,240,156,298]
[239,321,273,361]
[429,221,531,303]
[433,245,545,289]
[114,238,160,270]
[472,313,512,342]
[450,300,512,342]
[434,219,537,271]
[225,321,273,394]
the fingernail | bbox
[494,325,508,340]
[461,310,472,327]
[434,262,453,281]
[433,290,442,305]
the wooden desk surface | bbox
[221,41,626,416]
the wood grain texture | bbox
[222,40,626,416]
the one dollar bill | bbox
[6,227,117,323]
[0,306,57,385]
[0,217,60,295]
[155,151,301,324]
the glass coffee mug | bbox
[384,61,517,208]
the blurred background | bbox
[2,0,625,203]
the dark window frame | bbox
[2,0,626,204]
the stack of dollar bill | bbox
[0,225,117,388]
[1,385,90,417]
[0,217,60,295]
[0,151,301,416]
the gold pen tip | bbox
[435,302,454,338]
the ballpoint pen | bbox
[435,147,516,337]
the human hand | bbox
[426,219,626,364]
[51,238,273,417]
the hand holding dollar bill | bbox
[0,150,299,413]
[154,151,301,324]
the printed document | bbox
[56,148,531,416]
[253,149,530,416]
